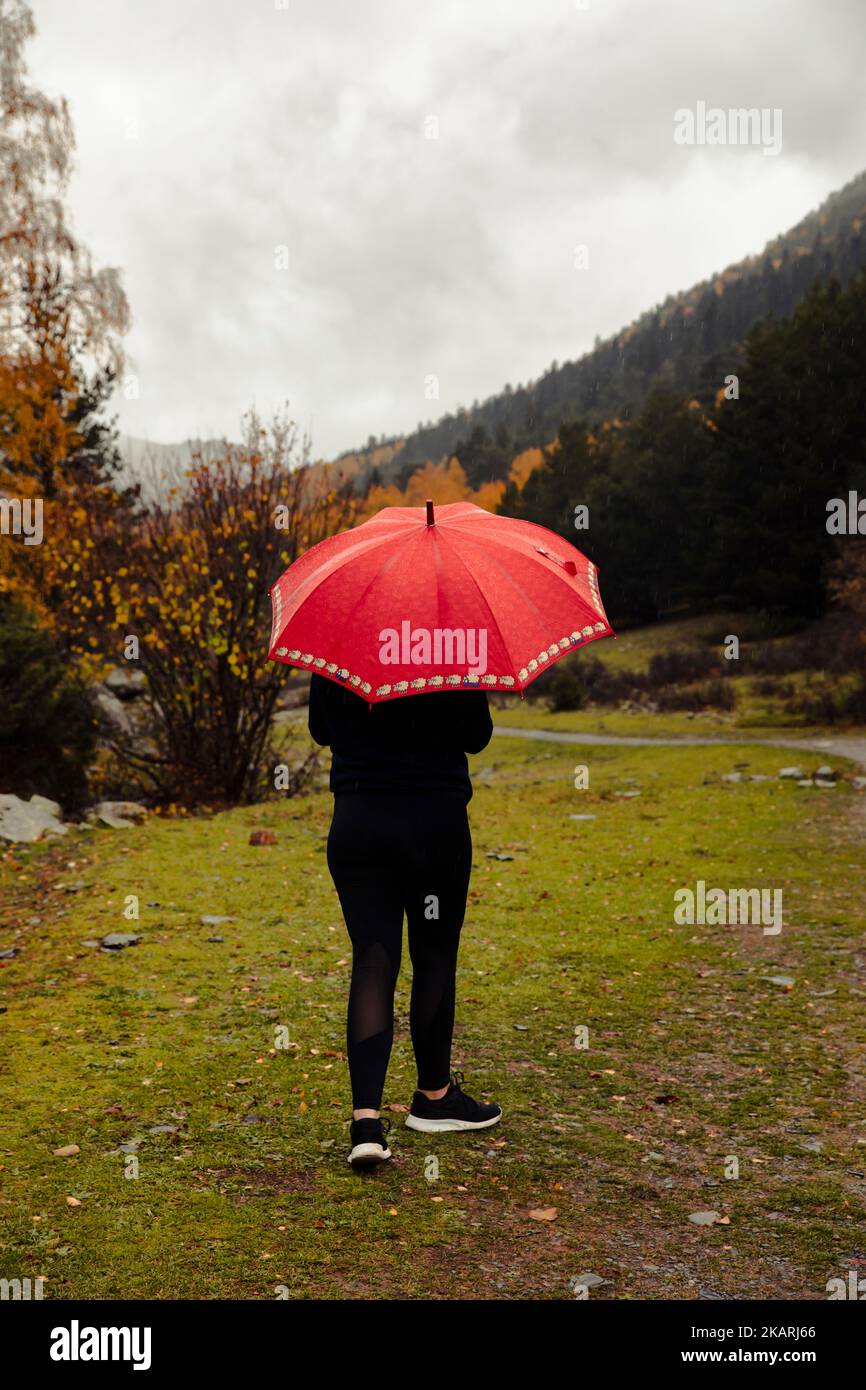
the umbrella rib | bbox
[434,528,524,678]
[438,524,578,635]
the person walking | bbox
[308,671,502,1170]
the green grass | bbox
[1,732,865,1300]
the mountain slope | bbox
[337,168,866,488]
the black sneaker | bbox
[405,1072,502,1133]
[348,1116,392,1170]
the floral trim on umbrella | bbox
[270,622,609,697]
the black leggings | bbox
[326,791,473,1111]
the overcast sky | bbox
[28,0,866,460]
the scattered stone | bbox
[53,1144,80,1158]
[249,830,277,846]
[722,772,744,783]
[760,974,795,989]
[797,779,813,787]
[104,666,147,700]
[569,814,596,821]
[116,1139,142,1154]
[81,940,101,949]
[688,1210,726,1225]
[800,1138,823,1153]
[86,801,148,830]
[814,778,836,789]
[614,790,641,798]
[94,687,135,735]
[778,767,805,780]
[101,933,141,950]
[814,765,837,780]
[852,777,866,791]
[148,1125,178,1135]
[0,793,67,844]
[200,915,236,926]
[486,852,514,860]
[207,935,224,944]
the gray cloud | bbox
[28,0,866,458]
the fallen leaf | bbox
[528,1207,558,1222]
[53,1145,80,1158]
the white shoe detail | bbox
[404,1111,501,1133]
[348,1141,392,1166]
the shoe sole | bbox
[404,1111,502,1134]
[348,1143,392,1169]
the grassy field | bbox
[1,728,865,1301]
[514,612,863,735]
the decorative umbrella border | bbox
[269,619,612,701]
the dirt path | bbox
[493,725,866,769]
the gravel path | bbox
[492,725,866,769]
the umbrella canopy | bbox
[268,500,613,701]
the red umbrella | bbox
[268,500,613,701]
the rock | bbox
[797,779,814,787]
[86,801,148,830]
[101,932,141,950]
[614,790,641,798]
[104,666,147,700]
[486,851,514,860]
[779,767,805,780]
[0,793,67,843]
[814,778,836,789]
[569,814,596,821]
[53,1144,80,1157]
[760,974,795,989]
[0,947,20,959]
[800,1138,823,1153]
[94,687,135,735]
[207,935,224,943]
[688,1210,723,1225]
[200,915,236,926]
[722,772,744,783]
[814,765,836,780]
[249,830,277,846]
[852,777,866,791]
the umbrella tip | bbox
[426,498,435,526]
